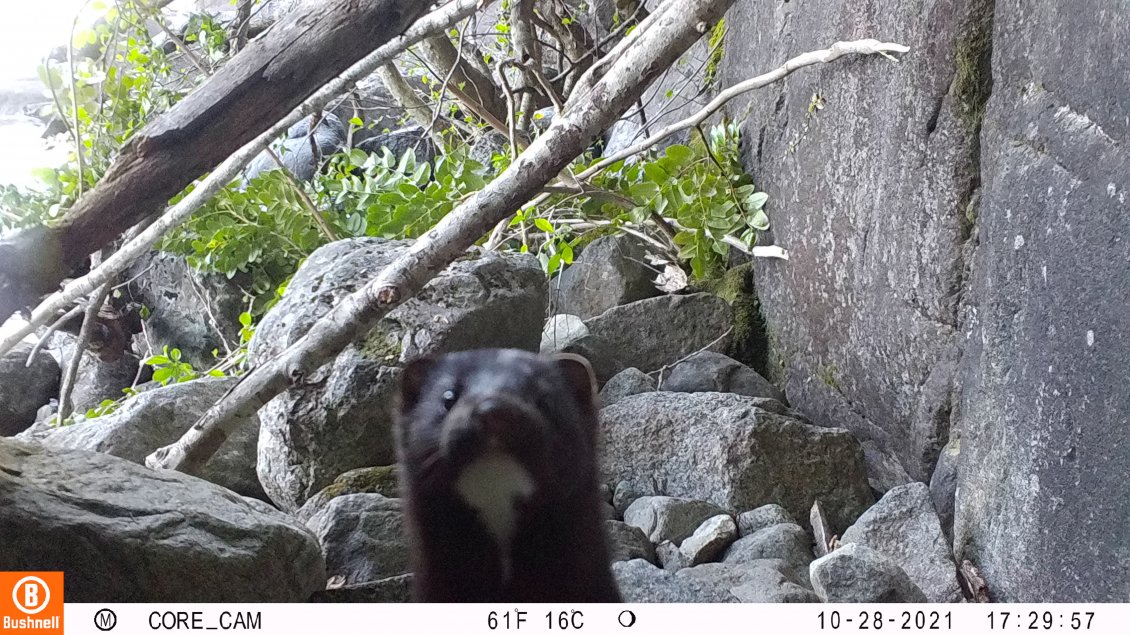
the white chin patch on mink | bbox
[454,450,536,579]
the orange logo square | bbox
[0,572,64,634]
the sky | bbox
[0,0,106,188]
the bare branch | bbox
[57,281,112,422]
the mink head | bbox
[394,349,600,499]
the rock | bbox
[737,504,796,536]
[306,494,409,586]
[244,112,345,182]
[550,235,660,319]
[356,126,437,165]
[680,561,819,603]
[309,574,412,603]
[48,334,145,415]
[655,540,687,571]
[602,392,874,532]
[0,438,324,601]
[552,334,624,386]
[929,437,959,542]
[612,479,644,515]
[539,313,589,353]
[842,483,961,602]
[723,0,980,482]
[612,559,734,603]
[623,496,729,545]
[295,466,400,524]
[661,351,786,403]
[954,0,1130,602]
[16,377,264,500]
[606,520,656,564]
[585,293,732,372]
[252,238,545,511]
[599,368,656,407]
[0,343,59,436]
[862,441,915,494]
[469,130,507,170]
[723,523,813,582]
[125,251,248,369]
[810,544,927,603]
[680,514,738,567]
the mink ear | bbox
[397,356,438,413]
[551,353,600,415]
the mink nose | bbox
[473,397,516,440]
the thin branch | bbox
[57,280,112,421]
[580,39,910,177]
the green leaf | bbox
[533,218,555,233]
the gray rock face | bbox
[612,559,734,603]
[18,377,264,500]
[0,439,324,601]
[252,238,545,511]
[623,496,729,546]
[842,483,960,602]
[681,561,819,603]
[244,112,345,182]
[125,251,248,369]
[469,131,507,170]
[540,314,589,353]
[599,367,656,406]
[662,351,786,403]
[810,544,928,603]
[953,0,1130,602]
[306,494,408,586]
[680,514,738,566]
[929,438,959,542]
[606,520,657,564]
[723,523,813,582]
[0,343,59,436]
[585,293,732,373]
[602,392,873,532]
[722,0,984,482]
[737,504,796,536]
[550,235,660,319]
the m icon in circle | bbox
[94,609,118,631]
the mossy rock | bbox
[296,466,400,523]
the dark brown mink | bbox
[394,349,621,602]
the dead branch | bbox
[146,0,737,477]
[0,0,493,359]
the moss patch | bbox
[952,2,995,135]
[697,262,771,377]
[319,465,400,502]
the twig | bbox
[652,326,733,389]
[57,281,112,421]
[25,304,84,367]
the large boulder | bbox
[306,494,409,586]
[623,496,729,545]
[251,238,546,511]
[0,343,59,436]
[954,0,1130,602]
[602,392,873,532]
[18,377,264,500]
[810,544,927,603]
[550,235,660,319]
[0,439,324,601]
[721,0,988,482]
[661,351,786,403]
[244,112,346,182]
[842,483,960,602]
[585,293,732,373]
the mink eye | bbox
[441,389,458,410]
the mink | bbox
[394,349,621,602]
